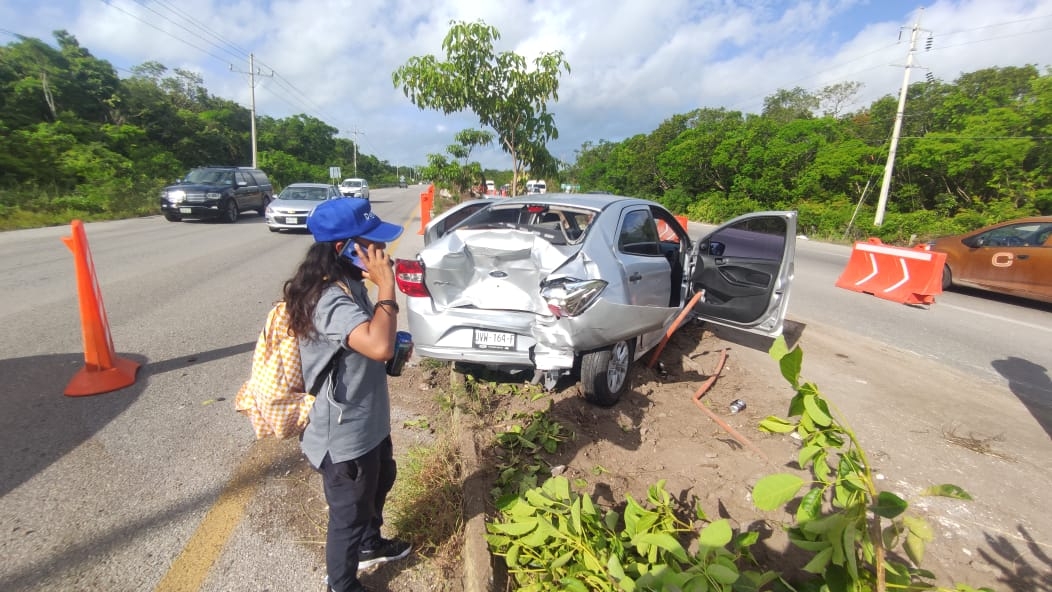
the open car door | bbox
[688,211,796,336]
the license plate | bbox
[179,207,192,214]
[284,217,300,224]
[472,329,516,350]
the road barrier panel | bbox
[835,237,946,305]
[62,220,140,396]
[418,184,434,235]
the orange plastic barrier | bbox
[61,220,140,396]
[417,185,434,235]
[834,238,946,305]
[675,215,689,231]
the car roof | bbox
[341,178,366,182]
[285,182,333,188]
[495,192,657,210]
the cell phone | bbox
[340,241,369,271]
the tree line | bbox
[0,31,397,229]
[565,66,1052,242]
[2,29,1049,243]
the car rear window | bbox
[457,205,596,245]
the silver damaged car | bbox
[395,194,796,406]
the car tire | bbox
[941,264,952,291]
[164,214,181,222]
[580,339,634,407]
[223,200,239,224]
[257,195,270,216]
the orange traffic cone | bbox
[62,220,139,396]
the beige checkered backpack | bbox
[235,301,317,439]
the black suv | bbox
[159,166,273,223]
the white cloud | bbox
[3,0,1051,170]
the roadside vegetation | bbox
[3,23,1047,240]
[383,340,992,591]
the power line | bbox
[129,0,245,63]
[97,0,230,65]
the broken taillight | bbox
[395,258,429,298]
[540,278,607,318]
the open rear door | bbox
[688,211,796,336]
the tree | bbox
[762,87,818,123]
[392,19,570,196]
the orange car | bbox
[931,215,1052,304]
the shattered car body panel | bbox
[397,193,796,405]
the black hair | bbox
[283,241,363,339]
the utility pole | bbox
[230,54,273,168]
[874,11,929,226]
[347,126,365,176]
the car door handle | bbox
[629,272,642,282]
[1016,254,1029,260]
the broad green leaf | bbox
[735,530,760,548]
[558,576,589,592]
[489,518,537,536]
[905,531,927,565]
[921,483,973,500]
[797,444,822,468]
[843,523,858,579]
[698,519,733,547]
[607,554,626,579]
[631,532,689,563]
[772,338,803,388]
[802,394,832,426]
[706,562,739,585]
[550,550,574,569]
[506,543,520,566]
[759,416,796,433]
[795,487,823,523]
[871,491,909,518]
[903,515,934,541]
[803,546,833,573]
[752,473,805,511]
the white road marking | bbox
[941,302,1052,333]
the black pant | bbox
[320,436,396,592]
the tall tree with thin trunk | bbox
[392,19,570,196]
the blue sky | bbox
[3,0,1051,171]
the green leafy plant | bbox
[486,476,777,592]
[753,337,991,592]
[491,407,570,504]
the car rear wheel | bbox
[580,339,633,407]
[257,195,270,216]
[941,264,952,291]
[223,200,239,224]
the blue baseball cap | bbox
[307,198,404,244]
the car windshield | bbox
[342,180,363,188]
[457,204,596,245]
[281,187,329,201]
[184,168,234,185]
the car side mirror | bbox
[963,236,982,248]
[708,241,725,256]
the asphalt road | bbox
[0,187,425,591]
[1,195,1048,590]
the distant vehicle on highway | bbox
[265,183,343,232]
[398,175,407,188]
[338,178,370,200]
[159,166,273,223]
[930,215,1052,304]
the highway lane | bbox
[1,198,1047,590]
[0,186,423,591]
[787,236,1052,404]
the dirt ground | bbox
[262,317,1049,592]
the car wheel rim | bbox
[606,341,630,392]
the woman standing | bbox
[284,198,410,592]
